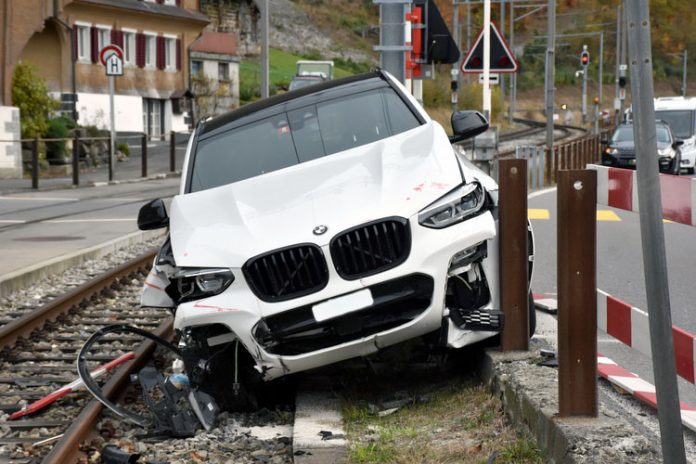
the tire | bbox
[688,167,695,175]
[528,291,537,338]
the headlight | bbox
[604,147,618,155]
[418,182,485,229]
[657,147,675,158]
[168,268,235,303]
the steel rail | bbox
[42,318,173,464]
[0,251,156,352]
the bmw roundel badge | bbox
[313,225,328,235]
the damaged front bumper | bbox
[170,211,500,380]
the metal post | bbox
[599,31,604,105]
[466,0,471,52]
[509,0,515,124]
[626,1,687,460]
[619,2,627,120]
[499,158,529,351]
[374,0,407,84]
[593,100,599,135]
[557,169,597,417]
[615,4,622,127]
[141,133,147,178]
[453,0,460,112]
[108,75,115,182]
[582,45,588,124]
[545,0,555,152]
[260,0,269,98]
[31,137,39,189]
[500,0,506,103]
[72,134,79,186]
[482,0,492,119]
[169,130,176,172]
[683,49,688,97]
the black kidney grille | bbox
[244,244,328,302]
[331,218,411,280]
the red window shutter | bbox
[136,33,145,68]
[156,36,165,70]
[111,29,124,48]
[72,27,78,61]
[90,26,99,63]
[176,38,182,70]
[175,0,181,5]
[156,0,164,4]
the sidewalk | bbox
[0,134,189,195]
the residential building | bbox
[189,31,240,118]
[1,0,209,138]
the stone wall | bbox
[0,107,22,179]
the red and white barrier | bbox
[588,164,696,227]
[597,354,696,432]
[596,290,696,385]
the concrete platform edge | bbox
[0,229,165,297]
[478,340,660,463]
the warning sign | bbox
[461,22,518,74]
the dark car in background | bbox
[602,121,684,175]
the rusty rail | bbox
[43,318,173,464]
[0,251,155,352]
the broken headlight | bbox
[418,182,485,229]
[167,268,235,303]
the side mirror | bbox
[449,111,489,144]
[138,199,169,230]
[674,139,684,147]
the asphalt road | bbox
[0,178,179,276]
[529,181,696,407]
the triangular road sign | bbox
[461,22,518,74]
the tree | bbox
[11,62,59,139]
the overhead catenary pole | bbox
[453,0,460,112]
[483,0,491,119]
[625,1,687,462]
[500,0,506,102]
[509,0,515,123]
[619,1,627,121]
[615,4,622,127]
[374,0,407,85]
[545,0,555,151]
[599,31,604,105]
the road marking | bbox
[597,210,621,221]
[528,208,550,220]
[0,196,79,202]
[42,219,134,223]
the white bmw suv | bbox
[138,71,534,409]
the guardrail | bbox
[0,130,190,190]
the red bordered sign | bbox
[99,45,124,66]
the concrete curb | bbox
[0,229,165,297]
[479,340,660,463]
[293,378,347,464]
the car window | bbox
[317,91,390,154]
[656,127,671,144]
[655,110,694,139]
[189,87,423,192]
[190,113,298,192]
[612,127,634,142]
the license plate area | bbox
[312,289,373,322]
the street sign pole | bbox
[626,1,687,461]
[108,75,115,182]
[483,0,491,119]
[683,49,688,97]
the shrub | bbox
[44,116,75,164]
[11,62,60,139]
[117,142,130,157]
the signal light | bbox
[618,77,627,88]
[581,50,590,67]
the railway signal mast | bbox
[580,45,590,123]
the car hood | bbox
[169,122,478,268]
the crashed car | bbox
[138,70,535,408]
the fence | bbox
[513,130,610,189]
[0,130,190,190]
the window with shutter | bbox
[176,38,181,71]
[136,33,145,68]
[156,36,165,70]
[90,26,99,63]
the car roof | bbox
[654,96,696,111]
[199,71,389,138]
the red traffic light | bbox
[581,51,590,66]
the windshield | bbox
[655,110,694,139]
[611,126,671,144]
[288,78,321,91]
[189,87,422,192]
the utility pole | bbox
[619,1,627,120]
[545,0,555,151]
[509,0,515,123]
[626,1,687,462]
[683,49,688,97]
[374,0,407,84]
[598,31,604,106]
[258,0,269,98]
[482,0,492,119]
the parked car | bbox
[288,60,334,91]
[602,121,683,175]
[654,97,696,174]
[137,71,535,409]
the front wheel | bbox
[528,292,537,338]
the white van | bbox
[654,97,696,174]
